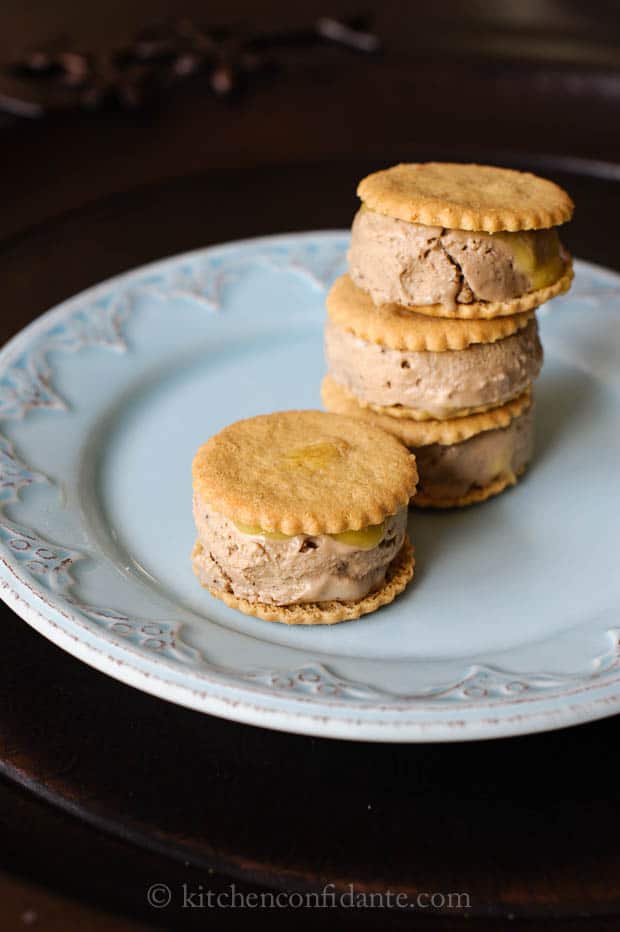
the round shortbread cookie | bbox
[344,394,517,422]
[192,410,418,536]
[413,466,527,509]
[193,538,415,625]
[321,376,532,447]
[357,162,574,232]
[326,274,535,351]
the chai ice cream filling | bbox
[192,500,408,606]
[348,207,567,310]
[325,317,542,418]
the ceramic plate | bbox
[0,232,618,742]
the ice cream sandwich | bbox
[348,162,573,318]
[192,410,417,623]
[325,274,542,420]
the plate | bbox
[0,231,618,742]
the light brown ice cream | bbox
[325,317,542,418]
[413,406,534,500]
[192,498,408,605]
[348,208,566,309]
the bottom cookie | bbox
[194,538,415,625]
[413,466,527,509]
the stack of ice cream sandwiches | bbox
[322,162,574,506]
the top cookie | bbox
[357,163,574,232]
[192,410,418,536]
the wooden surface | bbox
[1,2,620,928]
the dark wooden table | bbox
[1,3,620,929]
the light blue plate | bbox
[0,232,618,742]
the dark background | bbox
[1,2,620,929]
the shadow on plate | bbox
[534,365,600,465]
